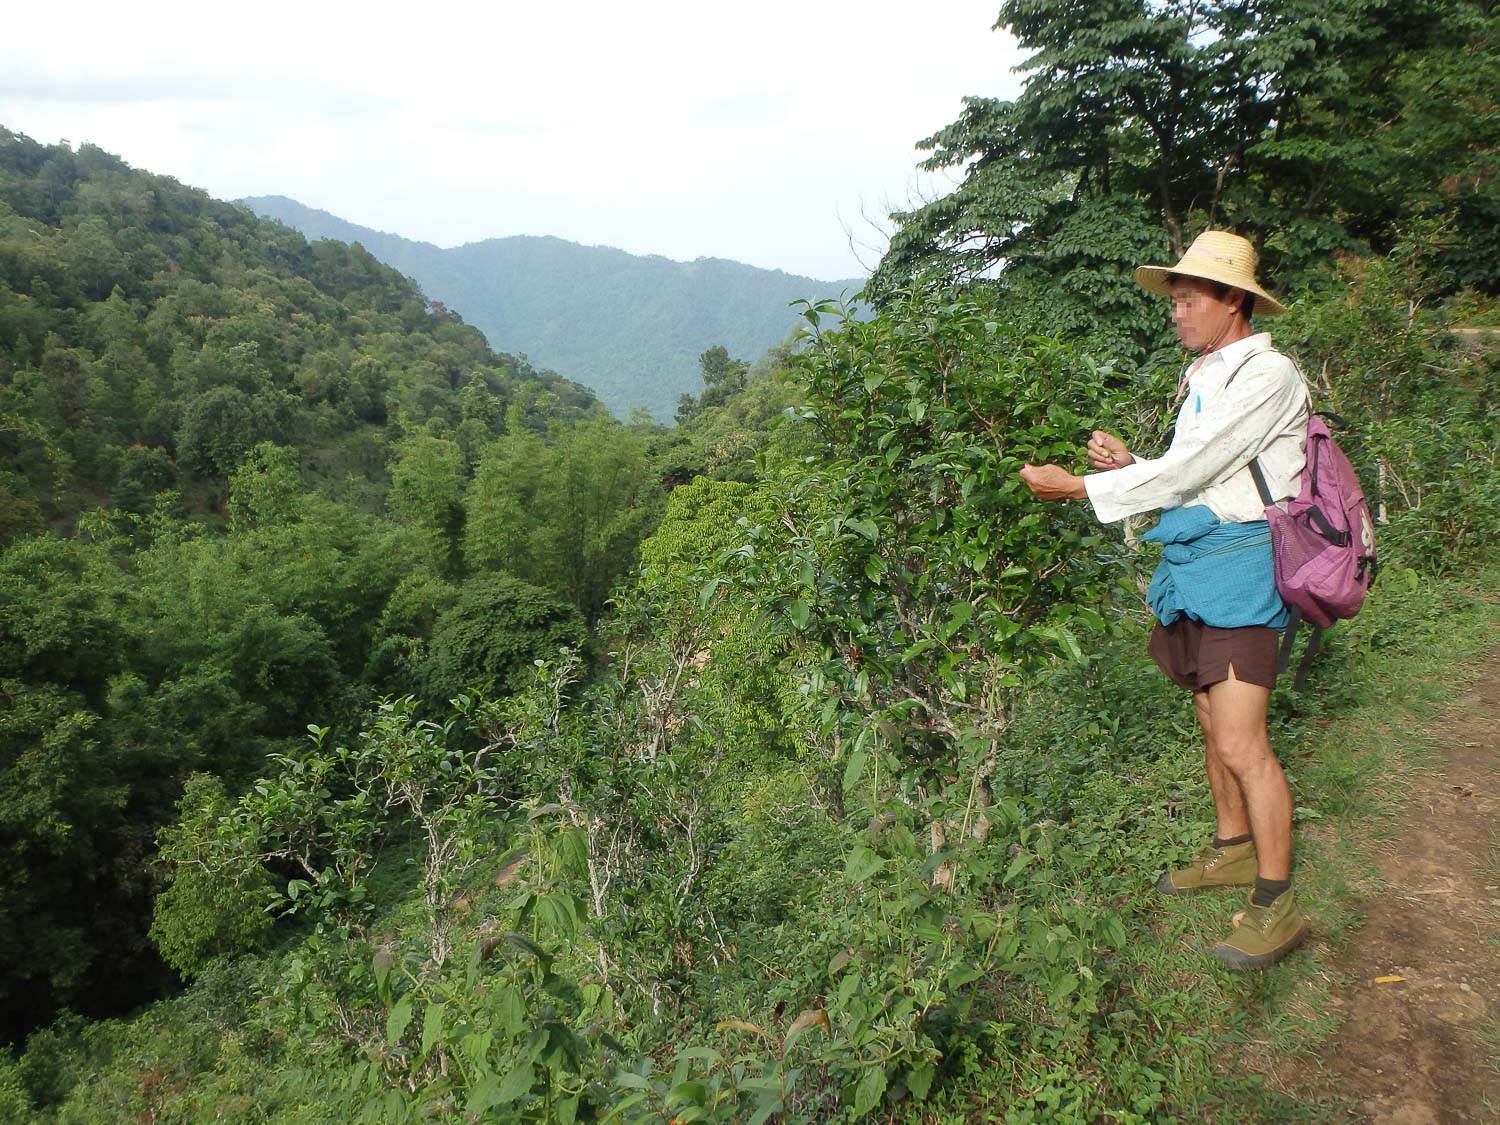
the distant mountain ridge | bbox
[241,196,864,421]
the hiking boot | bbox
[1212,887,1309,970]
[1156,839,1257,895]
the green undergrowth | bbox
[953,567,1500,1122]
[9,572,1499,1123]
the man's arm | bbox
[1019,463,1087,501]
[1021,430,1132,503]
[1081,355,1304,523]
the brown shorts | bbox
[1148,618,1279,692]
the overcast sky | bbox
[1,2,1024,281]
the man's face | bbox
[1169,277,1242,352]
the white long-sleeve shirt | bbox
[1084,333,1309,525]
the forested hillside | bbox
[0,133,601,534]
[242,195,862,422]
[0,125,726,1045]
[2,0,1498,1121]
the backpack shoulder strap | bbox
[1275,606,1299,674]
[1223,346,1311,506]
[1248,459,1275,507]
[1223,346,1311,389]
[1273,608,1326,694]
[1292,623,1325,693]
[1221,348,1266,389]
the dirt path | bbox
[1279,654,1500,1121]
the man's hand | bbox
[1087,430,1134,471]
[1019,463,1087,502]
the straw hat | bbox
[1134,230,1286,316]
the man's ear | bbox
[1225,286,1253,318]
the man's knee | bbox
[1212,729,1274,778]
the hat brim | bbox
[1134,263,1287,317]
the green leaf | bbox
[494,984,526,1038]
[844,845,884,885]
[901,637,936,662]
[1049,972,1080,1004]
[614,1071,651,1090]
[496,1062,535,1104]
[789,599,811,629]
[667,1081,707,1108]
[385,997,414,1046]
[555,828,589,878]
[837,971,860,1006]
[845,517,879,543]
[1002,849,1033,886]
[504,931,550,962]
[602,1092,650,1122]
[852,1066,887,1116]
[1054,626,1085,663]
[420,1001,446,1058]
[947,963,982,989]
[540,894,579,936]
[818,694,839,729]
[841,749,868,794]
[1072,605,1105,631]
[907,1062,935,1100]
[460,1030,494,1071]
[938,601,974,642]
[737,1074,786,1093]
[465,1073,502,1118]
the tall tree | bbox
[465,416,662,621]
[387,434,468,578]
[675,345,751,423]
[871,0,1499,323]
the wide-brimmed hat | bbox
[1134,230,1287,316]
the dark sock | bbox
[1252,876,1291,906]
[1213,833,1252,849]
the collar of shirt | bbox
[1198,332,1273,381]
[1174,331,1273,402]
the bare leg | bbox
[1194,689,1250,840]
[1203,667,1293,880]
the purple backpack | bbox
[1231,351,1379,687]
[1250,413,1378,630]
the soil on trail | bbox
[1278,654,1500,1122]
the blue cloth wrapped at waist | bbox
[1143,505,1288,630]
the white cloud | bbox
[0,1,1024,278]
